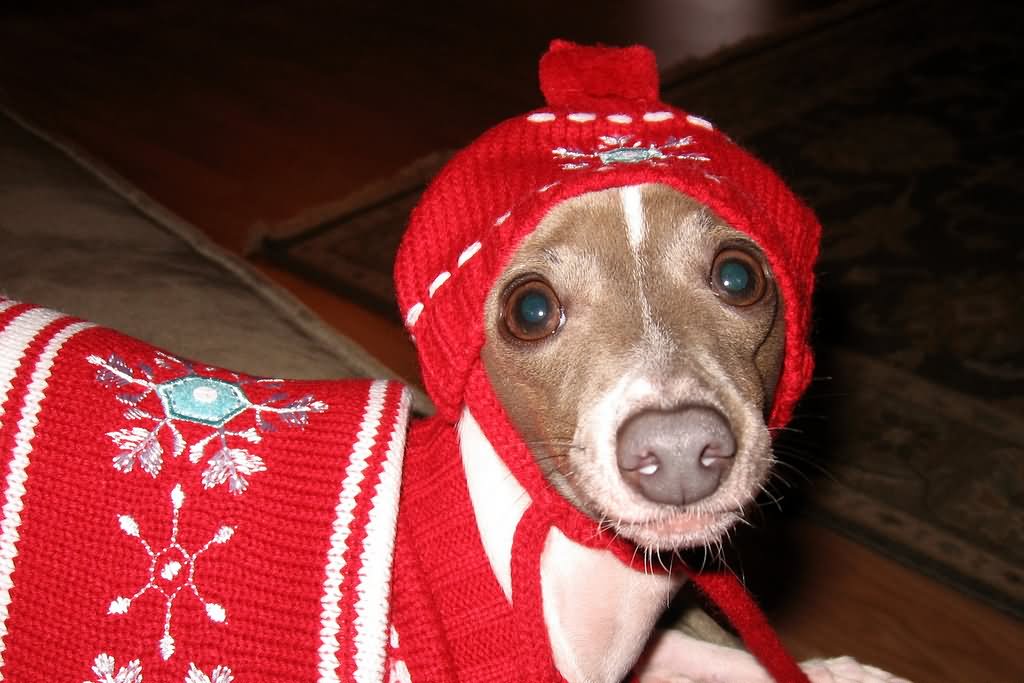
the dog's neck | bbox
[458,408,682,683]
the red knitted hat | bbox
[395,40,820,428]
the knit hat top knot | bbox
[395,40,821,430]
[540,39,660,108]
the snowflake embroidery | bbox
[85,653,142,683]
[184,663,235,683]
[388,626,413,683]
[84,654,233,683]
[109,484,234,660]
[88,352,327,494]
[389,659,413,683]
[552,134,715,175]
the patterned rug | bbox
[264,0,1024,618]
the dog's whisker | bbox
[655,548,671,575]
[771,454,836,482]
[708,540,720,568]
[767,424,806,435]
[755,483,784,511]
[766,460,816,485]
[698,543,711,574]
[522,439,588,454]
[732,511,755,530]
[629,531,644,570]
[775,459,832,481]
[769,440,818,457]
[761,472,798,498]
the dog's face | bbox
[482,183,785,550]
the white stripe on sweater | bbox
[352,386,410,683]
[0,314,93,667]
[0,307,64,422]
[317,380,389,683]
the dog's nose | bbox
[616,407,736,506]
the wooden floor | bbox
[1,3,1021,681]
[0,0,845,253]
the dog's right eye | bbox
[710,247,767,307]
[501,278,564,342]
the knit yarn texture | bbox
[394,40,821,429]
[0,299,410,681]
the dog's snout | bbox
[616,407,736,506]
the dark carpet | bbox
[264,0,1024,618]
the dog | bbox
[471,183,906,683]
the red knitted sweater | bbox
[0,300,410,681]
[0,300,808,682]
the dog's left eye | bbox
[501,278,564,342]
[710,248,767,306]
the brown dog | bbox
[469,183,905,682]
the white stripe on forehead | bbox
[620,185,675,360]
[621,185,647,251]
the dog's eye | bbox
[502,278,564,341]
[710,248,767,306]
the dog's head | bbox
[481,183,785,549]
[394,41,820,551]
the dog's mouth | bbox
[613,509,742,551]
[549,470,749,550]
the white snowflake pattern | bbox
[88,352,327,494]
[184,662,234,683]
[84,654,233,683]
[552,134,718,179]
[109,484,234,660]
[85,653,143,683]
[389,659,413,683]
[388,626,413,683]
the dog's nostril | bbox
[616,407,736,507]
[621,450,661,476]
[637,460,659,475]
[700,441,733,467]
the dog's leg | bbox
[539,527,681,683]
[635,628,776,683]
[634,629,913,683]
[460,409,680,683]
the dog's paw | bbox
[802,656,913,683]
